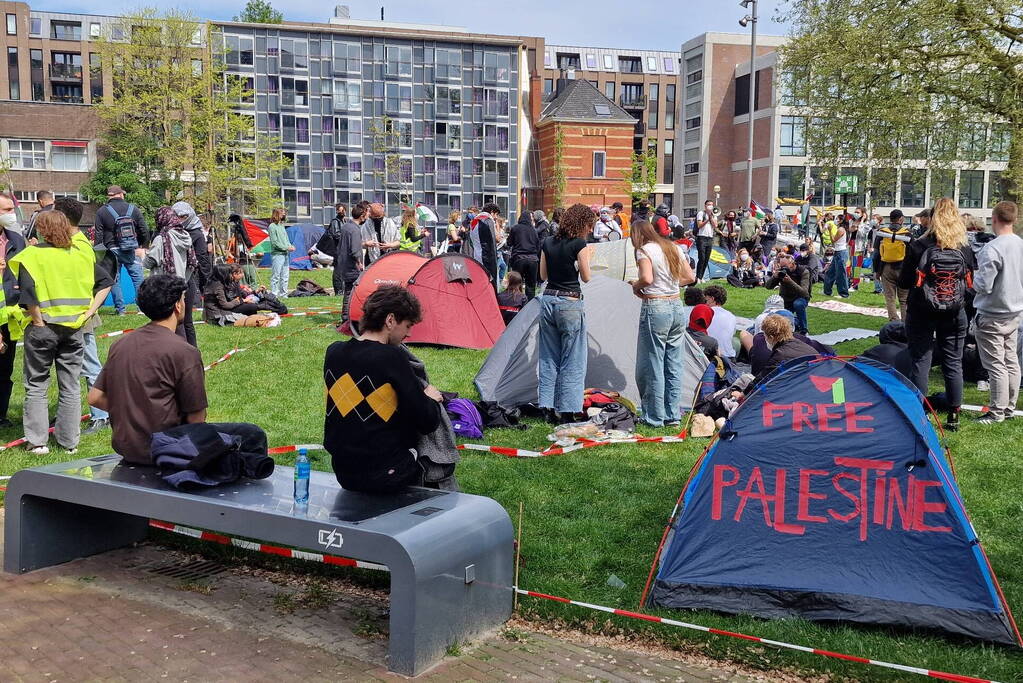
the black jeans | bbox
[0,323,16,420]
[339,277,358,322]
[176,278,199,347]
[695,236,714,280]
[905,300,967,408]
[510,255,539,300]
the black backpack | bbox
[104,203,139,249]
[916,245,972,313]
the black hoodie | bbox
[508,213,540,260]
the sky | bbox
[40,0,792,51]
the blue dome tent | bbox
[645,356,1021,646]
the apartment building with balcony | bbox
[674,32,1011,223]
[541,44,680,210]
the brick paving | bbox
[0,511,757,682]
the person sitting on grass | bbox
[739,310,833,377]
[687,303,719,361]
[323,285,455,493]
[703,285,737,359]
[203,264,260,326]
[496,270,527,324]
[751,313,819,385]
[89,274,208,465]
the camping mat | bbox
[808,300,888,318]
[809,327,878,346]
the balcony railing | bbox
[619,94,647,108]
[49,63,83,81]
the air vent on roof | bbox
[594,104,611,117]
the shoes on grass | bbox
[977,411,1004,425]
[83,418,109,435]
[977,380,990,391]
[28,445,48,455]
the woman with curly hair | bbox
[897,197,976,431]
[538,203,593,423]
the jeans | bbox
[510,256,539,300]
[823,248,849,296]
[695,236,714,280]
[176,278,199,347]
[906,301,967,408]
[787,297,809,334]
[974,312,1023,412]
[635,299,686,426]
[270,254,289,297]
[82,331,109,421]
[22,323,85,449]
[497,253,508,290]
[110,249,145,314]
[538,295,587,413]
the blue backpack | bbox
[445,398,483,439]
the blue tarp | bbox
[649,357,1020,646]
[687,245,733,280]
[259,223,325,270]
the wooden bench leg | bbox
[4,492,149,574]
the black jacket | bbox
[1,229,25,307]
[508,214,540,260]
[97,199,150,250]
[476,216,499,283]
[754,337,819,385]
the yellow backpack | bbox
[879,228,909,263]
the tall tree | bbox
[92,9,286,229]
[779,0,1020,207]
[233,0,283,24]
[623,149,657,208]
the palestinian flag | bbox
[415,203,438,224]
[749,200,769,220]
[242,218,272,254]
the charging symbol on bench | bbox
[318,528,344,549]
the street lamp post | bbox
[740,0,758,212]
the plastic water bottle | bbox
[294,448,310,506]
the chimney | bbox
[334,5,350,18]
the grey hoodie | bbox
[144,226,195,281]
[170,201,213,288]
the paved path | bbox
[0,511,762,682]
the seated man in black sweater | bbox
[323,286,444,493]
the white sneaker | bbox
[977,380,990,392]
[28,445,49,455]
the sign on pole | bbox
[835,175,859,195]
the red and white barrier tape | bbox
[148,519,388,572]
[0,414,90,451]
[962,404,1023,418]
[267,444,324,455]
[148,517,996,683]
[98,310,339,341]
[203,322,333,372]
[204,347,245,371]
[458,432,687,459]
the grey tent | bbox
[474,276,709,412]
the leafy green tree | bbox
[92,9,286,229]
[233,0,283,24]
[623,149,657,207]
[80,156,168,221]
[779,0,1021,205]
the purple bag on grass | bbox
[445,398,484,439]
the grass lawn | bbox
[2,266,1021,681]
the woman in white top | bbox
[629,219,696,427]
[592,207,622,242]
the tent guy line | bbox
[150,517,1000,683]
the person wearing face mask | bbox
[720,210,739,255]
[694,199,718,283]
[592,207,622,242]
[0,194,27,429]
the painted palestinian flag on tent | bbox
[242,218,272,254]
[750,200,769,220]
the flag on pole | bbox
[749,200,768,220]
[415,203,438,224]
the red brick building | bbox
[535,78,635,214]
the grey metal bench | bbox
[4,454,514,676]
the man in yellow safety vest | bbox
[9,210,112,454]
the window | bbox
[647,56,657,72]
[648,83,658,130]
[585,54,597,69]
[618,56,642,73]
[989,171,1004,208]
[51,21,81,40]
[293,153,309,180]
[929,169,955,205]
[483,88,508,116]
[385,46,412,77]
[665,85,676,129]
[556,53,580,70]
[6,140,47,169]
[543,52,552,68]
[31,49,44,101]
[89,22,100,38]
[88,53,101,101]
[435,48,461,79]
[621,83,644,107]
[900,168,925,208]
[435,122,461,151]
[281,77,308,107]
[226,35,254,67]
[334,117,362,147]
[51,143,87,171]
[332,41,361,74]
[30,17,40,34]
[437,158,461,185]
[336,154,363,183]
[959,123,986,161]
[436,85,461,115]
[779,67,808,107]
[602,54,613,70]
[734,71,763,116]
[663,140,674,184]
[332,81,361,111]
[663,57,675,72]
[385,83,412,113]
[592,151,606,178]
[990,124,1010,161]
[685,115,701,130]
[778,166,806,199]
[484,51,510,82]
[484,124,508,153]
[7,48,19,100]
[959,170,984,209]
[6,13,16,35]
[604,81,614,100]
[484,159,508,186]
[544,78,553,97]
[780,116,806,156]
[280,39,308,70]
[686,70,703,86]
[684,163,699,174]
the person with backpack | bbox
[97,185,149,316]
[972,201,1023,425]
[872,209,912,321]
[898,198,977,431]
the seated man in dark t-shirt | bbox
[324,286,445,493]
[89,274,208,464]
